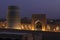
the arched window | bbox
[35,22,42,30]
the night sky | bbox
[0,0,60,19]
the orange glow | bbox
[31,27,34,30]
[1,22,60,32]
[42,26,46,31]
[53,28,55,31]
[47,25,50,31]
[13,26,21,30]
[56,26,59,31]
[12,23,21,30]
[4,25,8,28]
[21,25,24,29]
[28,25,32,30]
[42,28,45,31]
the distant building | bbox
[1,6,60,40]
[32,14,46,31]
[47,19,60,32]
[7,6,21,29]
[0,6,60,32]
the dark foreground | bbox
[0,28,60,40]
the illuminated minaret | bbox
[7,6,21,29]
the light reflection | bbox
[42,28,45,31]
[31,27,34,31]
[56,26,59,31]
[47,25,50,31]
[21,25,24,29]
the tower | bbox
[7,6,21,29]
[32,14,46,31]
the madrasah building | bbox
[0,6,60,32]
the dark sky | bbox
[0,0,60,19]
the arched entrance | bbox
[35,20,42,30]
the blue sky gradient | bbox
[0,0,60,19]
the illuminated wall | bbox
[0,6,60,32]
[0,19,60,32]
[21,24,32,30]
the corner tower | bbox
[7,6,21,29]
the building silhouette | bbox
[32,14,46,31]
[0,6,60,32]
[7,6,21,29]
[0,6,60,40]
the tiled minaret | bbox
[7,6,21,29]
